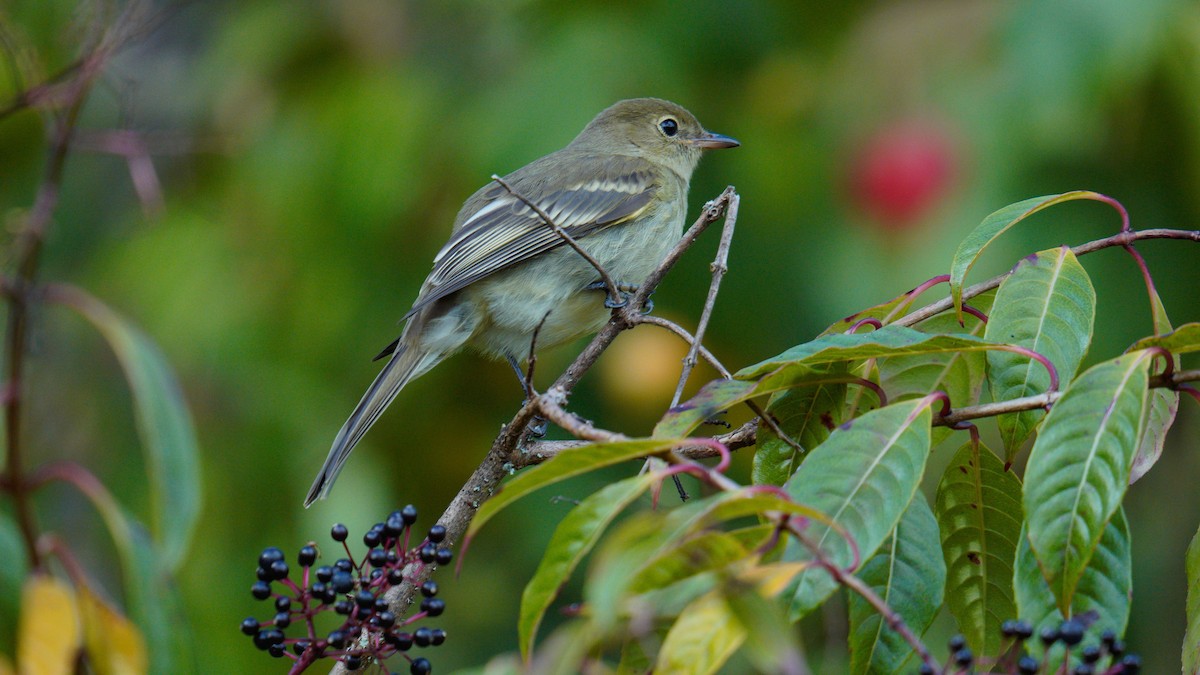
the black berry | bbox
[377,610,396,628]
[410,657,432,675]
[391,632,414,651]
[1081,645,1101,663]
[1059,619,1085,646]
[401,504,418,525]
[298,544,318,567]
[953,647,973,667]
[240,617,259,635]
[316,565,334,583]
[385,511,406,537]
[1017,655,1040,674]
[275,596,291,612]
[419,544,437,564]
[1120,655,1141,674]
[1040,626,1060,645]
[430,628,446,646]
[268,643,285,658]
[363,528,382,548]
[421,581,438,597]
[331,523,349,542]
[355,589,375,609]
[269,559,289,580]
[259,547,285,569]
[414,627,433,647]
[421,598,445,617]
[273,611,290,629]
[327,630,347,649]
[368,548,387,567]
[331,571,354,594]
[388,568,405,586]
[435,548,453,565]
[344,654,361,671]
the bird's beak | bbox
[689,131,740,149]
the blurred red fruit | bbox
[846,120,958,229]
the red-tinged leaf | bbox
[949,191,1115,320]
[985,247,1095,459]
[518,472,656,659]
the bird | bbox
[305,97,739,506]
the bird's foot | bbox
[526,415,548,439]
[587,281,652,312]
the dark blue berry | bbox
[917,666,935,675]
[355,589,375,609]
[363,528,382,548]
[298,545,317,567]
[1081,645,1101,663]
[385,511,406,537]
[374,597,389,613]
[368,549,387,567]
[1059,619,1085,646]
[410,657,432,675]
[273,611,291,629]
[430,628,446,646]
[259,547,285,569]
[268,643,285,658]
[419,544,437,564]
[344,654,362,671]
[293,640,309,655]
[332,571,354,594]
[316,565,334,583]
[256,566,272,581]
[310,581,327,598]
[327,630,347,649]
[435,548,453,565]
[240,617,259,635]
[1119,655,1141,674]
[947,634,966,651]
[1002,619,1019,636]
[335,600,353,615]
[377,610,396,628]
[1110,639,1126,657]
[1101,629,1117,650]
[387,568,405,586]
[953,647,973,667]
[253,630,273,650]
[392,631,414,651]
[421,581,438,597]
[421,598,445,617]
[427,524,446,543]
[275,596,291,612]
[1014,620,1034,640]
[1072,665,1093,675]
[331,523,349,542]
[414,627,433,647]
[401,504,418,525]
[1017,655,1040,674]
[251,581,272,600]
[1040,626,1060,645]
[335,558,354,573]
[269,559,289,580]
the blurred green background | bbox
[3,0,1200,671]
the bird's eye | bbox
[658,118,679,137]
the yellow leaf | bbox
[77,587,148,675]
[17,575,80,675]
[656,591,744,674]
[0,652,14,675]
[737,561,808,596]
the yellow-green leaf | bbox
[77,586,148,675]
[18,576,79,675]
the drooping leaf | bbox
[1130,291,1178,483]
[948,191,1111,319]
[820,288,923,335]
[752,365,847,486]
[77,585,148,675]
[626,525,774,596]
[468,438,682,540]
[18,575,79,675]
[518,472,656,659]
[935,442,1022,656]
[1023,351,1152,615]
[848,495,944,675]
[783,398,934,619]
[1014,510,1131,661]
[54,288,201,570]
[1185,521,1200,673]
[1129,321,1200,353]
[737,324,1005,381]
[984,247,1096,459]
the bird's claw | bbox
[526,415,548,439]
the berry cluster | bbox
[241,505,452,674]
[916,618,1139,674]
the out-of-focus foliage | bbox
[2,0,1199,671]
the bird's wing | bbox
[402,154,659,320]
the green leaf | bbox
[783,398,935,619]
[948,191,1109,320]
[655,369,860,439]
[879,291,994,446]
[737,323,1013,383]
[1129,321,1200,353]
[468,438,681,540]
[1185,521,1200,673]
[820,289,923,335]
[518,472,656,659]
[1023,351,1152,615]
[655,590,745,674]
[1014,509,1131,661]
[726,580,806,674]
[984,247,1096,459]
[1131,290,1178,483]
[847,495,944,675]
[752,372,846,486]
[55,289,201,570]
[934,442,1022,656]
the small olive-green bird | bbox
[305,98,738,506]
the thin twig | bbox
[669,191,739,408]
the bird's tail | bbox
[305,343,440,506]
